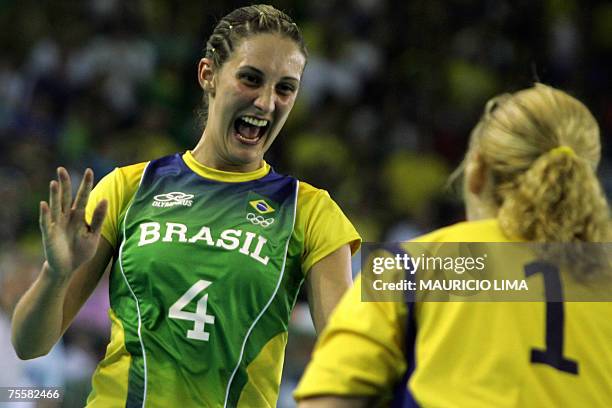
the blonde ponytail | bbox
[498,147,610,242]
[470,83,610,243]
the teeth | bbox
[241,116,268,127]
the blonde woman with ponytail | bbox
[296,84,611,408]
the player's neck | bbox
[192,132,262,173]
[465,197,497,221]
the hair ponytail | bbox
[498,147,610,242]
[469,83,610,244]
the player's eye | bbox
[276,83,296,96]
[239,73,261,87]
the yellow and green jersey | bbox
[85,151,360,407]
[295,219,612,407]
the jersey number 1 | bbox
[525,262,578,374]
[169,280,215,341]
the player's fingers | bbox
[39,201,50,237]
[49,180,60,222]
[73,168,93,211]
[89,199,108,234]
[58,167,72,214]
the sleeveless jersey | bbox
[93,154,304,407]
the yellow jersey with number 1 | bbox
[295,219,612,407]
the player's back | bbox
[407,301,612,407]
[404,220,612,407]
[295,219,611,407]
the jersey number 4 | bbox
[525,262,579,374]
[169,280,215,341]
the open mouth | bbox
[233,115,270,145]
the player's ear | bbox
[466,151,488,195]
[198,58,216,96]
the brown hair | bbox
[469,83,610,243]
[197,4,307,127]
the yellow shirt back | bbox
[295,219,612,407]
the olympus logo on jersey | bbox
[153,192,194,208]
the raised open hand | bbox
[39,167,108,282]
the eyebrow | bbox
[238,65,300,83]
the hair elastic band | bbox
[549,145,577,158]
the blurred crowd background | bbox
[1,0,611,406]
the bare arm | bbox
[306,244,353,334]
[298,396,374,408]
[11,167,110,359]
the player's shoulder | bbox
[94,161,149,201]
[413,219,509,243]
[295,180,339,219]
[113,161,149,186]
[297,180,330,203]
